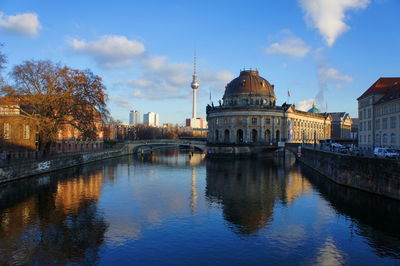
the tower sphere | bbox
[191,79,199,90]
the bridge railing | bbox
[125,139,207,146]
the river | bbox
[0,149,399,265]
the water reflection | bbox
[0,149,399,264]
[205,157,311,235]
[0,166,109,265]
[190,167,197,214]
[135,148,205,167]
[303,167,400,259]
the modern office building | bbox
[129,110,134,125]
[143,112,159,127]
[129,110,141,125]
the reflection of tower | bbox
[191,52,199,119]
[190,167,197,214]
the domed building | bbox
[206,70,332,153]
[307,103,320,114]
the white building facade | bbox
[357,78,400,150]
[143,112,159,127]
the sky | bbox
[0,0,399,124]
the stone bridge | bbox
[125,139,207,153]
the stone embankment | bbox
[0,146,129,184]
[295,146,400,200]
[0,142,180,184]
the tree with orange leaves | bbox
[1,60,109,154]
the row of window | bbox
[359,108,372,120]
[359,98,372,108]
[360,102,400,120]
[360,116,399,131]
[214,129,280,143]
[375,102,400,117]
[2,123,30,140]
[375,116,398,130]
[215,117,326,129]
[359,133,398,144]
[224,98,276,106]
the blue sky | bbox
[1,0,399,124]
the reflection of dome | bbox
[224,70,275,97]
[307,103,320,113]
[206,158,281,235]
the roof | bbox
[357,77,400,100]
[223,70,275,98]
[374,82,400,105]
[327,112,347,118]
[307,103,320,113]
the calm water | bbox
[1,149,400,265]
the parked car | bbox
[373,148,399,159]
[330,143,346,153]
[350,148,363,156]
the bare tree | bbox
[1,60,109,154]
[0,43,6,88]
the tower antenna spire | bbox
[194,49,197,75]
[191,49,199,120]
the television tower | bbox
[191,52,199,119]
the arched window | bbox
[236,129,243,144]
[215,130,219,142]
[383,134,387,144]
[265,129,271,143]
[252,129,257,142]
[391,133,396,144]
[224,129,230,143]
[276,130,280,142]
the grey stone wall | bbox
[299,147,400,200]
[0,145,132,184]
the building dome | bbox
[224,70,275,98]
[307,103,320,113]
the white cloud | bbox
[115,57,192,100]
[314,49,353,103]
[111,96,132,108]
[142,55,167,70]
[297,98,315,111]
[112,47,233,101]
[299,0,370,46]
[132,89,190,100]
[70,35,145,68]
[0,12,41,37]
[318,65,353,84]
[265,37,311,58]
[202,70,234,91]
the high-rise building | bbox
[129,110,141,125]
[143,112,159,127]
[134,110,141,124]
[129,110,134,125]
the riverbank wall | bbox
[0,145,135,184]
[297,147,400,200]
[0,140,204,184]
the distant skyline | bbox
[1,0,399,124]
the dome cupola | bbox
[222,69,276,107]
